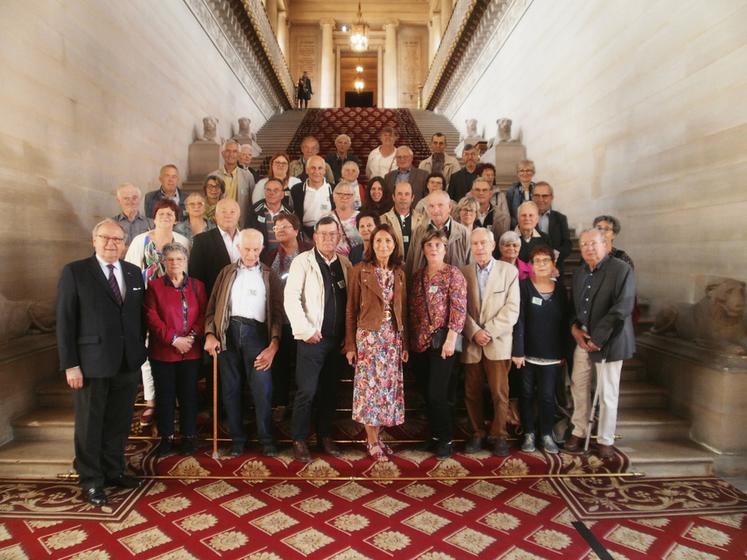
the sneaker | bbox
[521,433,536,453]
[541,434,559,454]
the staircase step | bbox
[36,380,73,408]
[618,381,667,409]
[0,440,74,479]
[617,409,690,442]
[622,440,714,477]
[13,408,74,441]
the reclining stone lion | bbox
[652,278,747,355]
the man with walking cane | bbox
[564,228,635,459]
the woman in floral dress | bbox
[345,224,409,461]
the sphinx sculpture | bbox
[455,118,484,158]
[197,116,219,143]
[0,293,56,342]
[652,278,747,355]
[233,117,262,157]
[486,117,516,149]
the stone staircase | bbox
[252,109,308,176]
[409,109,460,156]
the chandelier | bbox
[350,1,369,52]
[354,63,365,92]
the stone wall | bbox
[440,0,747,306]
[0,0,273,304]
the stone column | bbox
[320,18,335,108]
[277,10,288,60]
[377,45,384,108]
[383,20,399,108]
[440,0,452,34]
[335,45,341,107]
[266,0,278,33]
[429,15,441,63]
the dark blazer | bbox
[448,167,477,202]
[56,256,147,377]
[506,182,534,229]
[144,187,186,220]
[512,279,569,360]
[189,227,233,297]
[570,256,636,363]
[544,210,572,273]
[384,167,429,203]
[289,181,335,238]
[325,152,361,184]
[245,200,293,249]
[517,229,553,262]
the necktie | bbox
[107,264,123,305]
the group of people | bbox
[57,127,635,507]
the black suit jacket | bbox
[448,168,477,202]
[570,256,636,363]
[56,256,147,378]
[189,228,233,297]
[384,167,429,203]
[325,152,361,184]
[544,210,572,271]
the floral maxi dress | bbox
[351,267,405,427]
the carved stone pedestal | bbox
[481,143,526,190]
[188,142,221,183]
[638,333,747,471]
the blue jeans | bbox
[291,337,342,441]
[219,319,273,445]
[520,362,559,436]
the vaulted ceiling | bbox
[286,0,431,28]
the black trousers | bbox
[272,324,296,407]
[151,359,200,439]
[520,362,560,436]
[413,349,458,443]
[73,368,140,490]
[291,337,342,441]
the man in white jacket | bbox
[284,216,352,462]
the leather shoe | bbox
[564,435,585,454]
[435,440,453,460]
[293,440,311,463]
[105,475,142,489]
[464,435,483,454]
[261,442,278,457]
[416,438,438,452]
[596,443,615,459]
[492,438,511,457]
[83,487,108,507]
[319,437,340,457]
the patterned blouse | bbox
[408,265,468,353]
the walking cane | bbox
[584,376,601,453]
[212,352,219,460]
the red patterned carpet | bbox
[1,435,746,559]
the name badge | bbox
[337,280,346,289]
[531,296,543,306]
[403,235,409,243]
[257,216,266,223]
[320,204,330,211]
[249,289,258,296]
[429,285,438,294]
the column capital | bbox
[383,19,399,30]
[319,18,336,29]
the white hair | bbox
[239,228,264,247]
[116,182,141,197]
[471,227,495,244]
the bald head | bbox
[306,155,326,187]
[214,198,240,233]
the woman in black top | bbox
[512,245,569,453]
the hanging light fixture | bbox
[350,1,369,52]
[354,78,365,92]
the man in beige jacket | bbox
[461,228,520,456]
[284,216,352,462]
[418,132,461,187]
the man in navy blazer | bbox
[532,182,572,277]
[56,219,147,506]
[565,228,635,459]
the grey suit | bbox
[384,167,429,203]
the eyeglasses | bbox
[273,161,289,166]
[533,194,552,199]
[273,224,291,232]
[460,208,476,214]
[580,241,600,248]
[164,257,186,263]
[97,235,125,245]
[335,192,354,198]
[518,169,535,174]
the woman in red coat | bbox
[144,243,207,455]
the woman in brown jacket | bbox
[344,224,409,461]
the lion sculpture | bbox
[652,278,747,355]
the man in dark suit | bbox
[532,181,572,276]
[515,201,552,262]
[56,219,148,506]
[565,228,635,459]
[144,164,186,219]
[384,146,429,203]
[189,198,241,297]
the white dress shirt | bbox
[96,255,125,301]
[302,181,332,227]
[219,227,241,263]
[230,262,266,322]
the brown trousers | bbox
[464,357,511,439]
